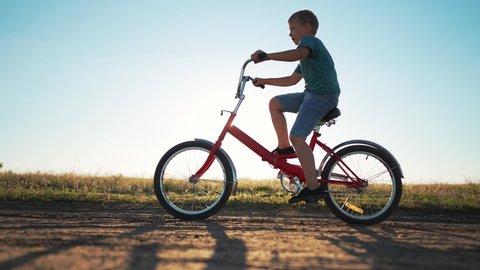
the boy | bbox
[251,10,340,203]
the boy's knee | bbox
[289,134,305,145]
[269,97,281,112]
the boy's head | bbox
[288,10,319,35]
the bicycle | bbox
[154,57,403,225]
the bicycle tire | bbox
[154,140,234,220]
[320,145,402,225]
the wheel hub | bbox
[188,175,200,184]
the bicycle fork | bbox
[189,113,236,182]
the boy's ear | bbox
[305,23,313,34]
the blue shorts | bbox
[276,91,339,139]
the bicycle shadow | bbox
[125,223,162,270]
[316,224,480,269]
[204,221,247,270]
[0,222,161,270]
[0,218,246,270]
[127,220,247,270]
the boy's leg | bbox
[270,93,305,149]
[288,135,326,204]
[290,135,319,189]
[288,93,338,200]
[269,97,290,149]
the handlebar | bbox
[235,52,267,99]
[235,59,253,99]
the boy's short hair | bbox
[289,10,319,35]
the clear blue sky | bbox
[1,0,479,183]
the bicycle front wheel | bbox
[321,145,402,225]
[154,141,234,220]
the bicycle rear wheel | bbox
[321,145,402,225]
[154,140,233,220]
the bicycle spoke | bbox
[322,145,401,224]
[154,142,233,219]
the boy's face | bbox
[288,19,312,45]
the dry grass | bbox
[0,171,155,204]
[1,171,479,211]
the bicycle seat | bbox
[321,108,341,122]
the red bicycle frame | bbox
[192,111,364,188]
[191,58,365,189]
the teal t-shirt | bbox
[294,36,340,95]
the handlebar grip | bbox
[253,79,265,89]
[258,52,267,61]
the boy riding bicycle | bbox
[251,10,341,203]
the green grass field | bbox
[1,171,479,211]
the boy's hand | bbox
[253,78,266,89]
[251,50,267,63]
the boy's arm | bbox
[254,71,302,88]
[252,47,310,63]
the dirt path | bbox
[0,201,479,270]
